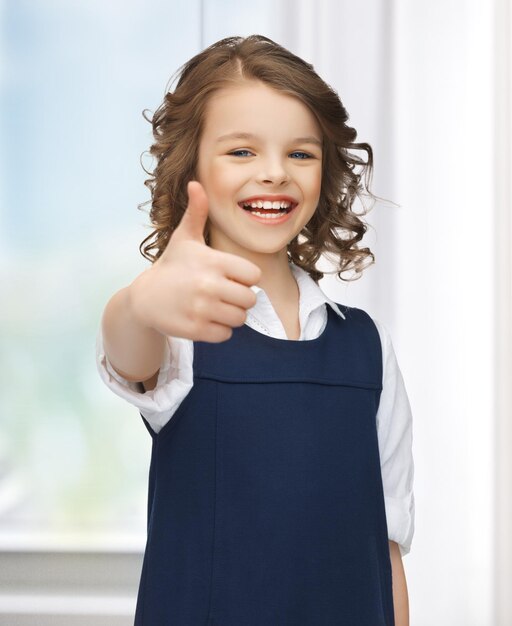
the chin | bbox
[244,242,290,255]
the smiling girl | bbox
[97,35,414,625]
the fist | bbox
[128,181,262,343]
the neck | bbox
[256,257,297,301]
[230,248,296,299]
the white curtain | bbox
[202,1,507,624]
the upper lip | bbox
[238,194,298,206]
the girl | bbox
[97,35,414,625]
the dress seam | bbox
[195,373,382,390]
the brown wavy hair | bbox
[138,34,376,283]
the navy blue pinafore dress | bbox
[134,304,394,625]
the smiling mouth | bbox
[238,201,297,215]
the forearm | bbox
[389,540,409,626]
[101,285,166,382]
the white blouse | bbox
[96,262,415,556]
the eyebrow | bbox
[216,132,322,147]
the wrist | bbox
[126,270,157,333]
[102,281,166,383]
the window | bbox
[0,0,201,554]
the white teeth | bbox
[243,199,292,209]
[250,211,287,219]
[243,200,292,213]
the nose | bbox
[256,156,290,185]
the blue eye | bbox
[229,150,253,157]
[289,151,312,159]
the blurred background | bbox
[0,0,510,624]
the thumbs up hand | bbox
[170,180,211,245]
[128,181,262,343]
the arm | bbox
[101,284,166,384]
[96,326,195,435]
[101,181,261,387]
[389,540,409,626]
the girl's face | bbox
[197,80,323,261]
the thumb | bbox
[173,181,209,243]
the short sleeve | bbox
[95,326,194,435]
[372,318,415,557]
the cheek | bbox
[197,149,226,189]
[203,161,233,193]
[305,166,322,196]
[306,169,322,213]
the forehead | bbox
[201,81,321,140]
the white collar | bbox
[249,261,346,324]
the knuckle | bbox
[205,326,232,343]
[222,327,233,341]
[208,253,223,271]
[190,295,210,319]
[190,296,210,320]
[196,273,217,296]
[237,309,248,326]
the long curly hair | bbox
[138,34,376,283]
